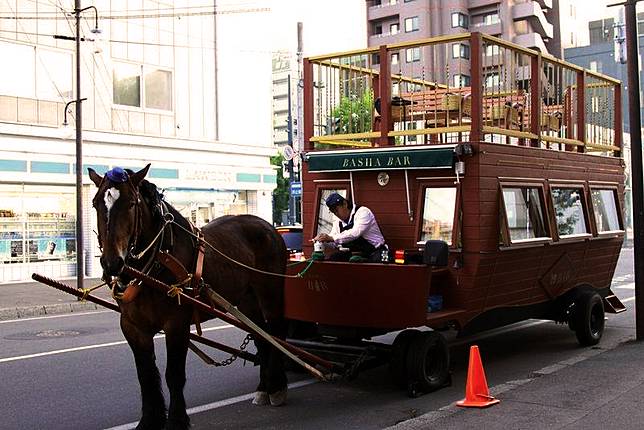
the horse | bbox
[88,164,288,430]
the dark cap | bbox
[325,192,345,209]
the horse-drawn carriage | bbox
[34,32,626,428]
[282,32,626,393]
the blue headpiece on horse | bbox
[106,167,129,183]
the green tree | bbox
[330,90,374,134]
[271,154,289,225]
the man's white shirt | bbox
[329,205,385,248]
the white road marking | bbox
[103,379,318,430]
[0,324,234,364]
[615,282,635,290]
[612,274,633,283]
[0,310,112,325]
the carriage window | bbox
[316,189,347,235]
[502,186,549,242]
[419,187,456,245]
[591,189,621,232]
[551,187,589,237]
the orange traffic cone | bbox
[456,345,500,408]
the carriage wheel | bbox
[388,329,420,387]
[571,290,605,346]
[405,331,450,396]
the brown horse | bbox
[89,164,288,430]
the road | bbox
[0,248,636,429]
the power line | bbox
[0,7,270,20]
[0,30,283,54]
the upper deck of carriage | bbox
[301,32,622,157]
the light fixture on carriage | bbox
[453,143,473,183]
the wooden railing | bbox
[303,32,622,157]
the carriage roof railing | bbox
[302,32,622,158]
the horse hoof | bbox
[252,391,269,406]
[269,389,287,406]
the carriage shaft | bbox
[122,266,335,374]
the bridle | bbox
[95,171,170,277]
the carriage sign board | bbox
[306,146,455,172]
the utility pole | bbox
[74,0,84,290]
[287,74,295,225]
[621,0,644,340]
[296,22,303,224]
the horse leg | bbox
[252,319,288,406]
[252,334,270,406]
[121,319,166,430]
[164,323,190,430]
[265,318,288,406]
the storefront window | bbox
[0,185,76,265]
[164,190,257,226]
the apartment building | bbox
[367,0,561,86]
[0,2,276,282]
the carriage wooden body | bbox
[283,32,626,342]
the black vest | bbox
[339,205,376,256]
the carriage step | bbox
[603,293,627,314]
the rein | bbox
[167,218,312,279]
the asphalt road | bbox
[0,248,636,430]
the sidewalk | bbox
[389,335,644,430]
[0,277,111,320]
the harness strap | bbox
[191,230,206,293]
[191,230,207,336]
[157,250,189,281]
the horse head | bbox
[89,164,151,279]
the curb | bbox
[385,333,634,429]
[0,301,105,322]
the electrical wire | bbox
[0,8,270,19]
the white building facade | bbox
[0,1,276,282]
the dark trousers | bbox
[327,244,388,263]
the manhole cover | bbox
[5,328,105,340]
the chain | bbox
[211,334,253,367]
[343,348,370,380]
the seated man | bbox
[313,192,387,262]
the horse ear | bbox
[130,164,151,187]
[88,168,103,187]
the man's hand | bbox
[313,233,334,243]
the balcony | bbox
[513,32,548,53]
[512,1,554,39]
[468,0,501,8]
[470,22,502,37]
[368,3,400,21]
[535,0,553,9]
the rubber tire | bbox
[405,331,450,394]
[572,291,605,346]
[389,329,421,387]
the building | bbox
[564,9,644,239]
[0,2,277,282]
[366,0,562,86]
[270,2,368,225]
